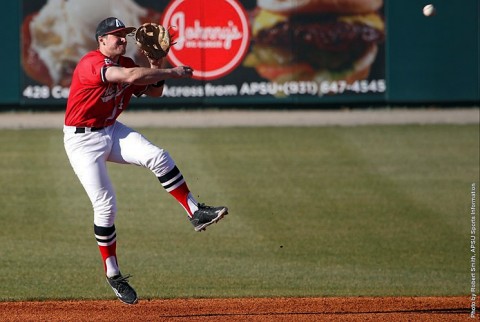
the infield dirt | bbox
[0,296,473,321]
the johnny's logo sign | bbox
[162,0,250,80]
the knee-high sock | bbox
[94,224,119,278]
[158,166,198,217]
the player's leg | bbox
[107,121,199,214]
[108,121,228,231]
[79,161,121,278]
[64,130,137,304]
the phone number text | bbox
[22,79,386,100]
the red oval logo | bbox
[162,0,250,80]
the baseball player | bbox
[63,17,228,305]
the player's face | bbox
[100,31,130,57]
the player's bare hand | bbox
[171,66,193,78]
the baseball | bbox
[423,4,436,17]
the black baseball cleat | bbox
[190,203,228,232]
[106,274,138,305]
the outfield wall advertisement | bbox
[20,0,387,106]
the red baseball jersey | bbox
[65,50,148,127]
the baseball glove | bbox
[135,23,174,60]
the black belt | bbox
[74,127,105,133]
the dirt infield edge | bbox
[0,296,475,321]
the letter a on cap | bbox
[115,19,123,27]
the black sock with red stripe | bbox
[94,224,120,277]
[158,166,198,217]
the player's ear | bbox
[98,35,106,45]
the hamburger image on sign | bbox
[244,0,385,85]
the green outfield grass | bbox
[0,124,478,301]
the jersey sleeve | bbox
[74,54,112,88]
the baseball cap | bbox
[95,17,136,40]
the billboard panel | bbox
[20,0,386,106]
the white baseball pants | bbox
[63,121,175,227]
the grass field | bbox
[0,124,478,301]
